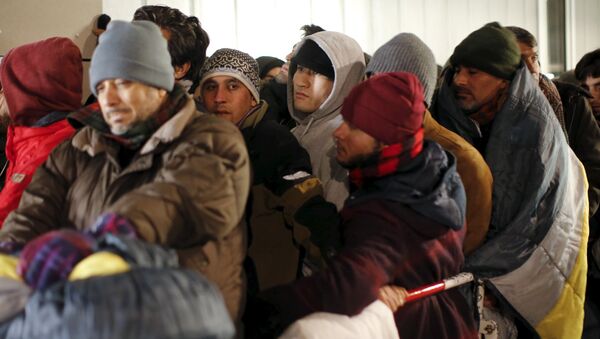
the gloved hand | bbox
[293,194,342,261]
[248,122,313,195]
[243,295,287,339]
[18,230,95,289]
[88,213,138,239]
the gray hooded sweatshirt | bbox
[287,31,365,210]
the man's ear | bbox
[174,62,191,80]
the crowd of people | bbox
[0,4,599,339]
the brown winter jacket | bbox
[0,97,251,321]
[423,110,492,254]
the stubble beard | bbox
[338,144,382,170]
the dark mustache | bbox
[105,109,129,114]
[453,85,472,97]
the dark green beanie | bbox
[450,22,521,80]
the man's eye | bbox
[297,65,314,75]
[115,80,131,87]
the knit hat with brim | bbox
[90,20,174,96]
[366,33,437,106]
[199,48,260,103]
[292,40,335,80]
[450,22,521,80]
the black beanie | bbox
[292,40,335,80]
[256,56,285,79]
[450,22,521,80]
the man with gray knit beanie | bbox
[367,32,492,255]
[0,20,251,328]
[432,22,588,338]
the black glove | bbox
[246,121,312,195]
[243,295,287,339]
[294,195,342,260]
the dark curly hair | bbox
[133,5,210,93]
[575,48,600,82]
[300,24,325,37]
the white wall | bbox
[0,0,103,99]
[570,0,600,69]
[0,0,597,86]
[103,0,541,67]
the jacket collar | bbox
[72,96,198,157]
[238,100,268,130]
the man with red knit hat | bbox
[257,72,477,339]
[0,37,80,226]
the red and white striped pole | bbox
[404,272,474,304]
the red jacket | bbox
[0,37,82,227]
[0,121,74,226]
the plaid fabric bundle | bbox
[349,128,424,188]
[89,213,138,239]
[69,84,188,150]
[18,230,95,290]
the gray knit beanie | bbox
[366,33,437,106]
[199,48,260,103]
[90,20,174,96]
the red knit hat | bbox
[341,72,425,145]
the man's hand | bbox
[378,285,408,312]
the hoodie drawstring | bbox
[299,116,315,140]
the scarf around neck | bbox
[69,84,188,150]
[349,127,424,188]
